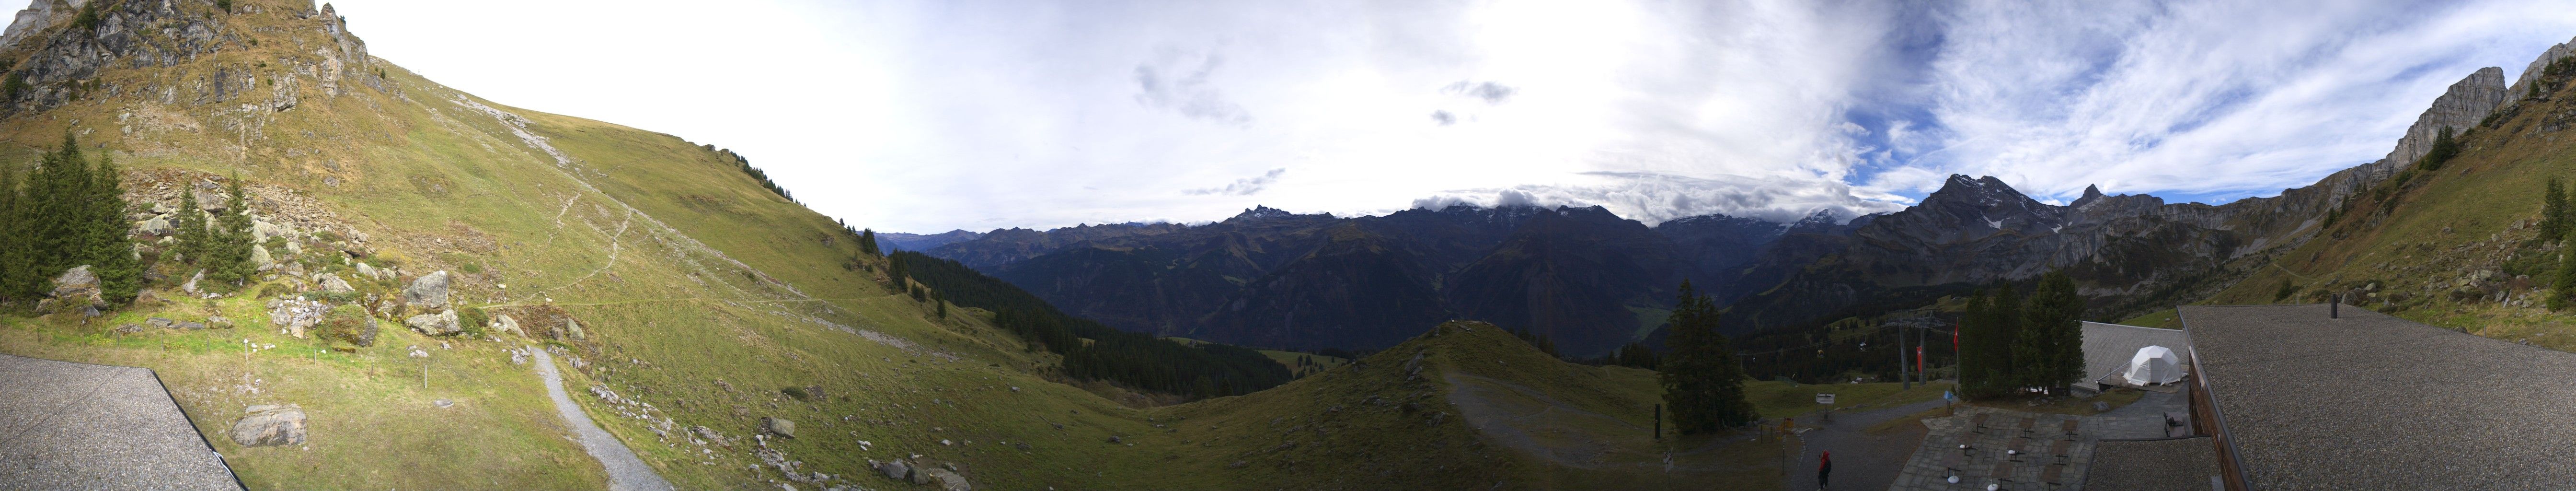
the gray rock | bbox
[229,404,308,447]
[252,219,292,243]
[921,468,970,491]
[563,318,586,340]
[112,324,142,335]
[402,270,450,308]
[182,269,203,294]
[208,315,233,329]
[193,189,227,212]
[2094,401,2112,412]
[490,314,522,337]
[317,273,354,293]
[137,215,174,235]
[874,459,911,481]
[761,417,796,438]
[150,202,174,214]
[36,265,104,314]
[405,309,460,336]
[251,246,275,270]
[283,240,302,256]
[147,317,174,329]
[176,320,207,330]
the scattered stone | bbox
[252,219,293,243]
[562,318,586,340]
[690,426,733,447]
[229,404,308,447]
[405,309,461,336]
[136,215,174,235]
[433,399,454,408]
[207,315,232,329]
[490,314,522,337]
[318,273,355,293]
[874,459,912,481]
[283,240,302,256]
[251,246,275,270]
[147,317,175,329]
[2093,401,2112,412]
[35,265,104,314]
[402,270,451,308]
[182,269,203,294]
[761,417,797,438]
[112,324,142,335]
[355,262,380,281]
[921,467,970,491]
[176,320,207,330]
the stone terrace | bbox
[0,353,241,490]
[2183,304,2576,490]
[1889,388,2185,491]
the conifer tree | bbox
[0,163,32,304]
[2554,230,2576,311]
[85,152,137,304]
[1659,280,1756,433]
[860,228,880,257]
[1958,290,1999,395]
[2547,177,2568,243]
[172,183,206,263]
[205,175,256,285]
[2003,272,2087,394]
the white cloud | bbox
[325,0,2576,232]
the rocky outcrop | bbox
[402,270,449,308]
[316,273,353,293]
[2507,35,2576,109]
[0,0,81,49]
[34,265,101,314]
[488,314,521,337]
[759,417,795,438]
[404,309,459,336]
[229,404,307,447]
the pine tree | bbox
[172,183,206,263]
[2554,230,2576,311]
[205,175,256,285]
[860,229,880,257]
[2548,177,2569,243]
[1958,290,1998,395]
[0,162,32,305]
[2017,271,2085,394]
[1659,280,1757,433]
[85,152,137,304]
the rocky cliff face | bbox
[2506,35,2576,110]
[0,0,81,49]
[0,0,384,114]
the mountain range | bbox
[915,58,2535,356]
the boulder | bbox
[874,459,911,481]
[192,189,227,212]
[760,417,796,438]
[137,215,174,235]
[490,315,522,336]
[147,317,174,329]
[150,202,174,214]
[355,262,379,281]
[112,324,142,335]
[176,320,207,330]
[35,265,104,314]
[402,270,450,308]
[404,309,461,336]
[229,404,307,447]
[209,315,234,329]
[563,319,586,340]
[251,246,275,270]
[318,273,355,293]
[182,269,203,294]
[252,219,293,243]
[283,240,302,256]
[921,468,971,491]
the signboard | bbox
[1816,393,1836,405]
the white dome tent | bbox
[2122,345,2185,386]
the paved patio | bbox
[1887,387,2189,491]
[0,353,241,490]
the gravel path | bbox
[1790,398,1945,491]
[530,348,673,491]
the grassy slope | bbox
[0,1,1797,489]
[2196,75,2576,351]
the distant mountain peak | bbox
[2072,184,2106,209]
[1235,205,1296,220]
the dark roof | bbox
[2182,304,2576,490]
[2082,321,2191,386]
[0,353,241,490]
[2085,437,2220,491]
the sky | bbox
[328,0,2576,233]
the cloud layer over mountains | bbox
[335,0,2576,232]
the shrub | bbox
[316,304,378,347]
[781,386,810,401]
[456,307,489,334]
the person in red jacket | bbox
[1818,451,1833,490]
